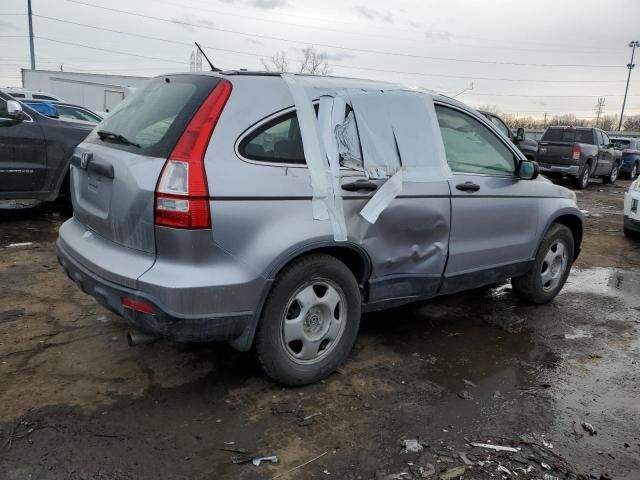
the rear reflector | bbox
[155,79,233,229]
[571,144,581,161]
[122,297,156,315]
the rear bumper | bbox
[57,239,257,343]
[538,163,581,177]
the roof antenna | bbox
[195,42,220,72]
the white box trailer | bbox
[21,69,150,115]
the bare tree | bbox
[477,104,500,114]
[600,115,619,131]
[260,46,330,75]
[622,115,640,131]
[261,50,289,73]
[299,46,330,75]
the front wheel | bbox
[628,163,639,180]
[256,254,361,386]
[512,224,575,304]
[604,163,620,184]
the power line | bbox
[155,0,622,55]
[64,0,625,69]
[35,36,188,65]
[33,14,625,85]
[463,92,637,98]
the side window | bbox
[435,105,516,176]
[239,111,305,165]
[489,115,510,138]
[0,99,7,118]
[601,132,610,146]
[32,95,57,101]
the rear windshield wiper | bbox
[97,130,141,148]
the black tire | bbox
[572,162,591,190]
[628,162,639,180]
[625,227,640,239]
[56,174,73,217]
[255,254,361,386]
[604,162,620,184]
[512,224,575,305]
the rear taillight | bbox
[571,144,581,161]
[155,79,232,229]
[623,149,633,154]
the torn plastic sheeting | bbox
[345,91,450,223]
[334,110,363,171]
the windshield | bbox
[542,128,594,144]
[87,75,220,157]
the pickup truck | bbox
[536,126,622,189]
[0,91,94,209]
[480,110,538,161]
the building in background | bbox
[21,69,150,116]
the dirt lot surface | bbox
[1,179,639,480]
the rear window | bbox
[87,75,220,157]
[542,128,594,144]
[8,93,25,98]
[32,94,57,100]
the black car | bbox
[610,137,640,179]
[0,91,94,208]
[480,111,539,161]
[23,100,103,124]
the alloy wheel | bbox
[540,240,568,292]
[280,280,347,365]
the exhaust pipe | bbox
[127,330,158,346]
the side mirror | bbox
[6,100,24,121]
[517,159,539,180]
[515,127,525,142]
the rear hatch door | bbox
[71,74,221,255]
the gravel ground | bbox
[0,178,638,480]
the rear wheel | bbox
[604,162,620,184]
[629,162,639,180]
[256,254,361,386]
[573,163,591,190]
[512,224,574,304]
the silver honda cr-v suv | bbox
[57,72,583,385]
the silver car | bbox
[57,72,583,385]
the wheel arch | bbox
[266,241,372,287]
[550,213,583,261]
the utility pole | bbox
[27,0,36,70]
[543,112,547,128]
[594,97,605,127]
[619,40,640,131]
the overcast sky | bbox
[1,0,640,118]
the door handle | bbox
[456,181,480,192]
[341,180,378,192]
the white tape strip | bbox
[359,168,403,224]
[281,73,329,221]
